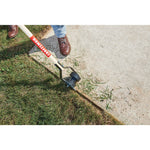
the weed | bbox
[73,59,79,67]
[80,77,104,96]
[99,87,113,110]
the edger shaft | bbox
[18,25,81,90]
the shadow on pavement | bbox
[30,35,67,59]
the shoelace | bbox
[59,38,66,44]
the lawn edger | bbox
[18,25,81,90]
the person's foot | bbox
[58,35,71,56]
[8,25,18,38]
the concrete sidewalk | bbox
[29,25,150,124]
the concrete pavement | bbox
[29,25,150,124]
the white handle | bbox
[18,25,64,70]
[18,25,33,38]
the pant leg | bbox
[51,25,66,38]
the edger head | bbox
[56,63,81,90]
[62,69,81,90]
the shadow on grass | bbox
[0,40,34,61]
[0,25,8,30]
[0,78,71,93]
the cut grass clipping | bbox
[0,25,121,125]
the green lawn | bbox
[0,25,121,125]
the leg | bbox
[51,25,66,38]
[8,25,18,38]
[51,25,71,56]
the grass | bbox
[79,76,113,110]
[0,25,121,125]
[99,87,113,110]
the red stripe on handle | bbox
[30,35,51,57]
